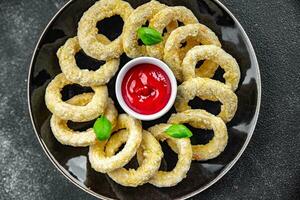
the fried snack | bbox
[182,45,240,91]
[89,114,142,173]
[77,0,133,60]
[175,77,237,123]
[144,124,192,187]
[50,94,118,147]
[146,6,198,59]
[57,36,120,86]
[122,0,167,58]
[45,73,108,122]
[168,109,228,160]
[105,130,163,187]
[164,24,221,81]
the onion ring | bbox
[50,93,118,147]
[105,130,163,187]
[182,45,240,91]
[145,124,192,187]
[122,0,167,58]
[146,6,198,59]
[175,77,238,123]
[45,73,108,122]
[57,35,120,86]
[77,0,133,60]
[88,114,142,173]
[168,109,228,160]
[164,24,221,81]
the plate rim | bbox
[26,0,261,199]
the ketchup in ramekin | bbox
[121,63,171,115]
[116,57,177,121]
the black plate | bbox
[27,0,261,199]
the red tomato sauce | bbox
[121,63,171,115]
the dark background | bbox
[0,0,299,199]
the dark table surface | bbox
[0,0,299,199]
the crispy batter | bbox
[122,0,167,58]
[182,45,240,91]
[50,93,118,147]
[57,36,119,86]
[105,130,163,187]
[43,0,241,188]
[146,6,198,59]
[89,114,142,173]
[175,77,238,123]
[164,24,221,81]
[45,73,108,122]
[78,0,133,60]
[168,109,228,160]
[145,124,192,187]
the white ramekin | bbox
[115,57,177,121]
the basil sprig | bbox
[93,115,112,141]
[165,124,193,139]
[137,27,163,45]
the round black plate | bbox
[27,0,261,199]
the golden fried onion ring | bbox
[182,45,240,91]
[164,24,221,81]
[175,77,237,123]
[146,6,198,59]
[144,124,192,187]
[122,0,167,58]
[89,114,142,173]
[105,130,163,187]
[57,36,120,86]
[45,73,108,122]
[50,93,118,147]
[168,109,228,160]
[78,0,133,60]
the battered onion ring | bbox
[57,35,120,86]
[168,109,228,160]
[77,0,133,60]
[164,24,221,81]
[88,114,142,173]
[146,6,198,59]
[144,124,192,187]
[105,130,163,187]
[175,77,237,123]
[45,73,108,122]
[182,45,240,91]
[122,0,167,58]
[50,93,118,147]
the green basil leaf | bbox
[137,27,163,45]
[93,115,112,141]
[165,124,193,138]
